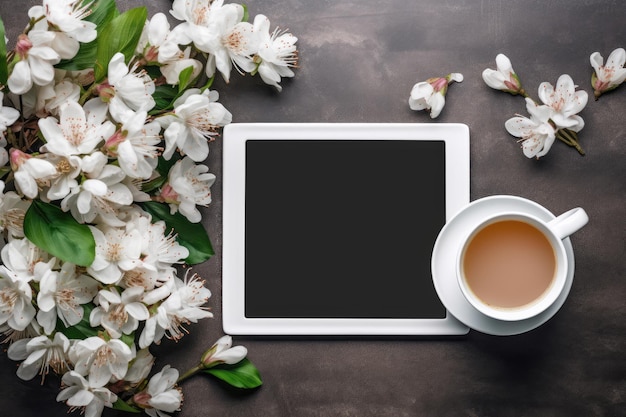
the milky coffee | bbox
[462,219,556,309]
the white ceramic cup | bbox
[456,207,589,321]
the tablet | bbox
[222,123,469,335]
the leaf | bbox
[23,200,96,267]
[204,358,263,389]
[93,7,148,81]
[139,201,214,265]
[0,15,7,85]
[178,65,196,92]
[56,0,119,71]
[112,399,141,414]
[151,84,179,113]
[85,0,119,25]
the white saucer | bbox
[432,195,575,336]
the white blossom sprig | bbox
[483,54,588,158]
[408,72,463,118]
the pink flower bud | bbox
[16,34,32,59]
[9,148,30,170]
[158,183,179,204]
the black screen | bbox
[245,140,446,318]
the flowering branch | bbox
[483,54,589,159]
[0,0,296,416]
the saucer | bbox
[432,195,575,336]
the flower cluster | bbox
[483,53,589,159]
[0,0,292,416]
[408,48,623,159]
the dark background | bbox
[0,1,624,416]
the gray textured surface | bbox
[0,1,624,416]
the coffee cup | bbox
[456,207,588,321]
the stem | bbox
[557,129,585,156]
[79,84,97,106]
[177,364,203,384]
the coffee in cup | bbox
[457,208,588,321]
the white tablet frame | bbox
[222,123,470,335]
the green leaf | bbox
[139,201,214,265]
[204,358,263,389]
[201,75,215,92]
[151,84,179,112]
[112,399,141,414]
[0,15,7,85]
[178,65,195,93]
[56,0,119,71]
[23,200,96,267]
[84,0,119,25]
[242,4,249,22]
[94,7,148,81]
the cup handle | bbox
[547,207,589,240]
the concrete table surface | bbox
[0,1,624,416]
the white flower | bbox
[0,91,20,134]
[0,265,37,331]
[7,31,61,95]
[200,335,247,367]
[42,153,82,201]
[590,47,626,98]
[56,371,118,417]
[131,213,189,271]
[7,333,70,381]
[26,3,93,61]
[69,336,135,387]
[41,0,97,43]
[505,98,556,159]
[123,348,155,385]
[102,111,161,179]
[172,0,255,81]
[137,13,203,85]
[160,156,216,223]
[252,14,299,92]
[10,149,57,199]
[38,78,82,117]
[409,73,463,119]
[160,89,232,162]
[39,99,115,157]
[1,238,49,283]
[61,152,133,226]
[90,286,149,338]
[482,53,524,94]
[87,225,143,285]
[538,74,588,132]
[97,52,156,122]
[36,262,99,334]
[0,184,29,238]
[139,271,212,348]
[133,365,183,417]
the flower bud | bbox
[200,335,248,368]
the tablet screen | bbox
[244,139,446,319]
